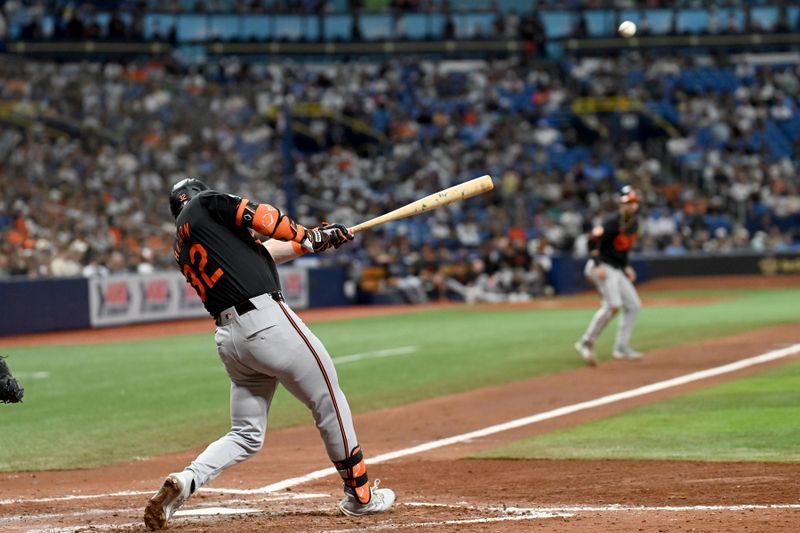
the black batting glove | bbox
[300,227,333,254]
[320,223,355,249]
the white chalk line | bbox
[0,507,135,523]
[248,342,800,494]
[26,523,141,533]
[333,345,418,364]
[174,506,261,517]
[14,371,50,379]
[319,514,572,532]
[0,494,330,523]
[310,502,800,533]
[484,503,800,513]
[0,489,327,506]
[16,502,800,532]
[0,490,148,505]
[5,341,800,510]
[405,501,800,513]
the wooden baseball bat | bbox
[349,175,494,234]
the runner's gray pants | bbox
[581,261,641,350]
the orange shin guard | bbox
[334,446,370,504]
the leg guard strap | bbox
[334,446,363,471]
[335,446,371,504]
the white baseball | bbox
[618,20,637,38]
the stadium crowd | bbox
[1,53,799,302]
[2,1,798,46]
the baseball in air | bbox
[618,21,637,38]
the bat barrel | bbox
[350,175,494,234]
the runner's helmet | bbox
[619,185,640,204]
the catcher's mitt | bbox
[0,356,24,404]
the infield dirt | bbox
[1,275,799,532]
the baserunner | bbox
[575,185,643,365]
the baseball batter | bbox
[144,179,395,530]
[574,186,642,365]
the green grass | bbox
[0,286,798,471]
[479,360,800,462]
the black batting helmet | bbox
[169,178,208,218]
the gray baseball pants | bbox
[581,261,641,350]
[182,292,359,489]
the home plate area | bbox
[7,486,800,533]
[7,491,577,532]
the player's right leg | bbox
[144,379,275,530]
[143,471,193,531]
[613,274,642,360]
[144,322,276,530]
[577,262,620,365]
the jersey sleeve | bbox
[587,218,608,262]
[199,191,245,225]
[588,216,618,265]
[199,191,310,253]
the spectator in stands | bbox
[0,9,7,42]
[638,13,650,36]
[65,8,85,39]
[1,53,798,307]
[107,10,127,40]
[572,10,587,38]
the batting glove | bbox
[300,227,332,254]
[320,223,354,249]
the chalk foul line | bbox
[247,342,800,494]
[316,503,800,533]
[17,502,800,533]
[5,342,799,504]
[333,346,418,364]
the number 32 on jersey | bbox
[175,223,224,302]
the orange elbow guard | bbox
[237,199,307,243]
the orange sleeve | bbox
[291,241,309,255]
[249,202,308,243]
[235,198,249,227]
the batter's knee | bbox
[231,427,265,456]
[608,306,621,315]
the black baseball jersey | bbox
[590,213,639,269]
[173,190,281,317]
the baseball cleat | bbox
[613,347,643,360]
[339,479,396,516]
[574,340,598,366]
[144,472,192,530]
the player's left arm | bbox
[206,192,351,253]
[235,199,354,254]
[262,240,302,265]
[261,223,354,264]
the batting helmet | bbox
[619,185,640,204]
[169,178,208,218]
